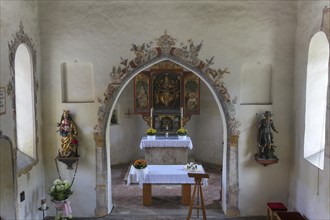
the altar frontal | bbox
[139,136,193,164]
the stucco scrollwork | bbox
[321,6,330,40]
[155,30,176,53]
[8,22,38,105]
[109,57,131,84]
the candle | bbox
[181,107,183,117]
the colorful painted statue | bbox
[57,110,79,158]
[257,111,279,159]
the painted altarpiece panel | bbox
[183,72,200,115]
[134,72,150,114]
[151,72,181,114]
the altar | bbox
[139,136,193,164]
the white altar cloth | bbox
[139,136,193,149]
[127,165,208,187]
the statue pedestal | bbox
[255,154,279,166]
[56,156,79,169]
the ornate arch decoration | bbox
[8,22,39,176]
[94,31,241,217]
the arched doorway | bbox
[94,32,240,217]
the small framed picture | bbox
[0,87,6,115]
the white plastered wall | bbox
[0,1,44,219]
[290,1,330,219]
[35,0,298,217]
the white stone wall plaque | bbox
[240,64,272,105]
[61,62,95,103]
[0,87,5,115]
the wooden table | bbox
[142,183,192,206]
[127,165,207,206]
[276,211,305,220]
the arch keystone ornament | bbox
[94,31,241,217]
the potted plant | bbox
[48,179,73,219]
[146,128,157,139]
[177,127,188,139]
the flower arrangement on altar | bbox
[48,179,73,201]
[133,159,148,169]
[177,127,188,136]
[146,128,157,136]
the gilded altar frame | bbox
[133,61,200,129]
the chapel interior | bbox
[0,1,329,220]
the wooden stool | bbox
[186,173,209,220]
[267,202,287,220]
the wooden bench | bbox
[276,211,306,220]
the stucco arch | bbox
[94,32,240,217]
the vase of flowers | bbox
[146,128,157,139]
[133,159,148,187]
[177,127,188,139]
[48,179,73,220]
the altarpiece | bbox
[134,61,200,134]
